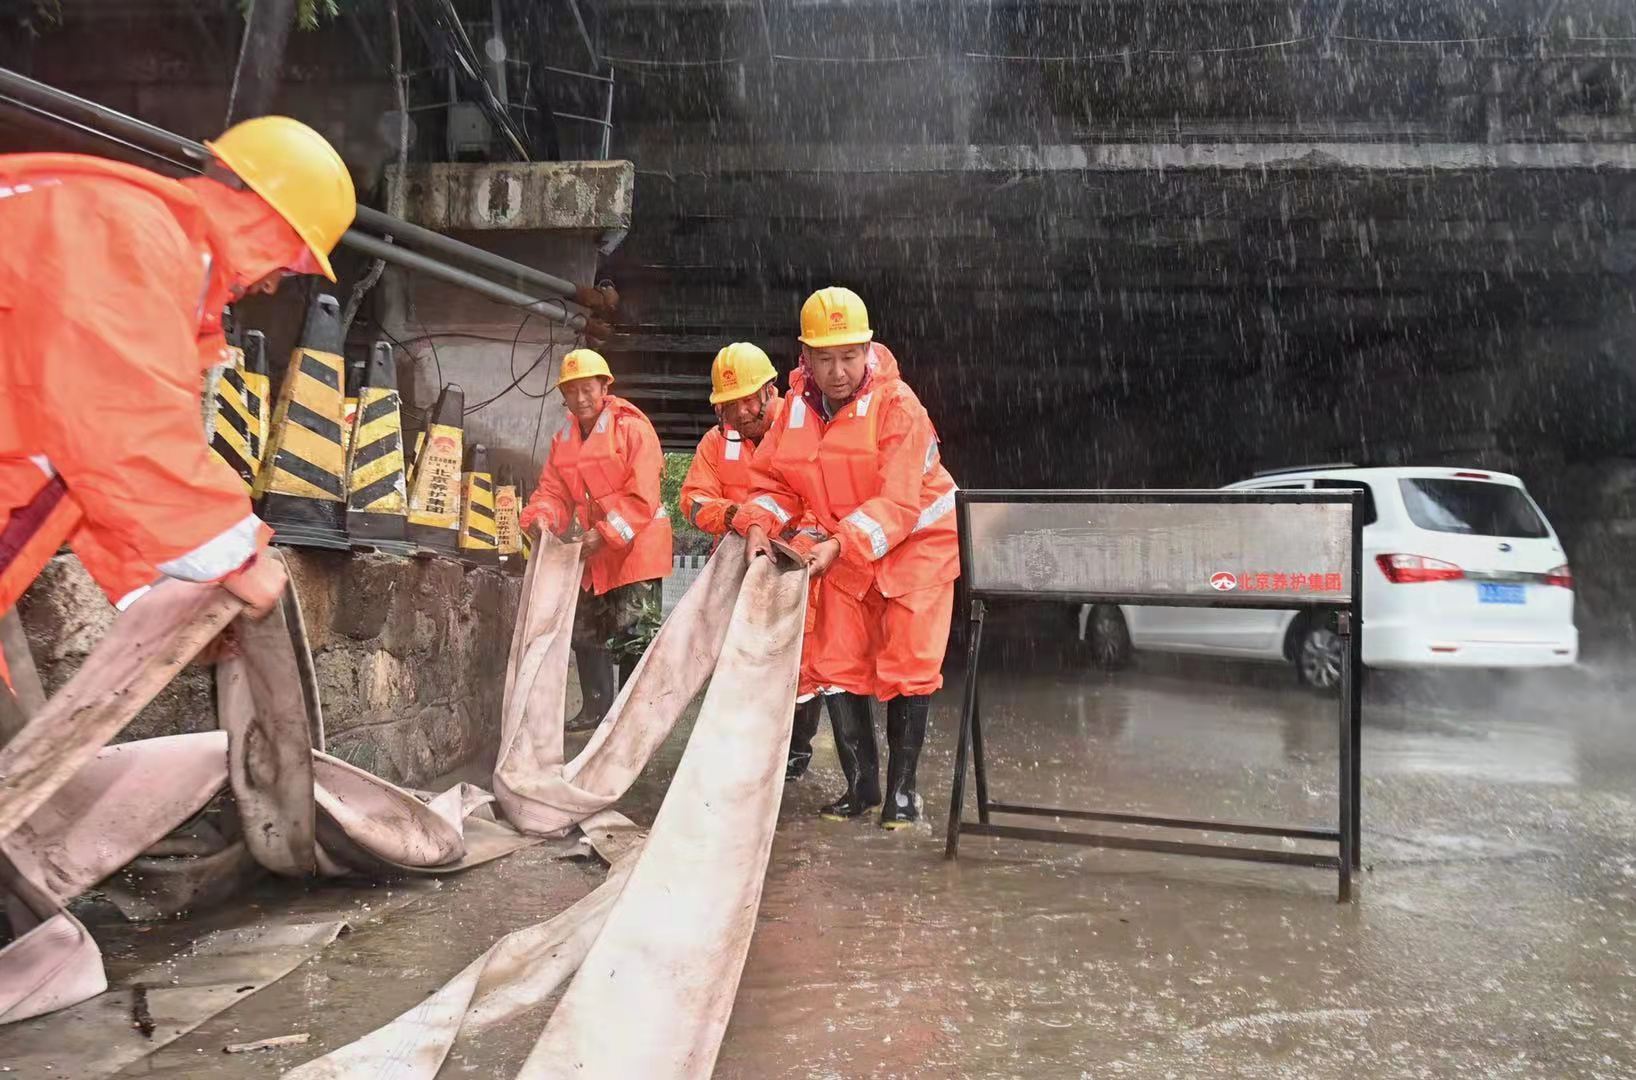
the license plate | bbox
[1478,582,1526,605]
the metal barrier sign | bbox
[946,490,1364,901]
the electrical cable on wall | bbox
[508,314,549,401]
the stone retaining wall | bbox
[16,550,522,788]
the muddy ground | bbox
[11,650,1635,1079]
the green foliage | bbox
[662,451,712,555]
[606,592,663,658]
[237,0,344,31]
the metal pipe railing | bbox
[0,66,599,321]
[352,204,580,303]
[341,229,585,328]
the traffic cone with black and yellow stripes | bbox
[345,341,410,549]
[254,293,349,549]
[495,471,524,574]
[459,444,499,565]
[341,353,366,464]
[406,384,464,554]
[210,328,270,492]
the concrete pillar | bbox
[384,161,635,486]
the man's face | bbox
[230,250,323,300]
[561,376,610,422]
[721,385,776,440]
[803,343,870,403]
[234,271,288,300]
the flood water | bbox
[41,652,1636,1079]
[722,658,1636,1079]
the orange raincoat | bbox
[678,395,784,539]
[735,344,959,700]
[678,394,827,698]
[522,395,673,595]
[0,155,307,684]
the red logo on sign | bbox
[497,493,515,509]
[433,436,456,454]
[1237,571,1345,592]
[1210,572,1238,592]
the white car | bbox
[1077,466,1579,690]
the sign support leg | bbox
[944,599,986,860]
[1337,611,1356,903]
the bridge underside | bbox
[607,147,1636,492]
[578,0,1635,487]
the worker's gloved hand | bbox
[745,524,774,562]
[219,552,288,618]
[805,538,842,578]
[723,504,739,531]
[581,530,605,558]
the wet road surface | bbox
[24,656,1636,1078]
[725,659,1636,1079]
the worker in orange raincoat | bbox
[0,117,358,691]
[736,287,959,829]
[522,349,673,732]
[679,342,825,781]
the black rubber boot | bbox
[785,697,822,781]
[880,695,930,830]
[566,646,617,732]
[818,693,881,820]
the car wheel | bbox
[1086,605,1133,670]
[1295,619,1345,693]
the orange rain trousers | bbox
[806,577,954,701]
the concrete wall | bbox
[16,551,521,787]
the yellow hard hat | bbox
[554,348,614,389]
[799,286,874,348]
[709,342,777,404]
[206,116,356,283]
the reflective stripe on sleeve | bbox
[157,513,264,582]
[114,584,153,612]
[788,398,807,429]
[751,495,791,526]
[844,509,889,559]
[604,510,636,543]
[912,487,957,533]
[923,440,938,474]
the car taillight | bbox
[1376,554,1465,584]
[1544,564,1574,589]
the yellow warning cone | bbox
[495,473,523,574]
[255,294,349,549]
[406,384,464,553]
[341,354,365,464]
[345,342,410,546]
[459,444,499,565]
[243,332,271,454]
[408,428,426,471]
[210,327,270,492]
